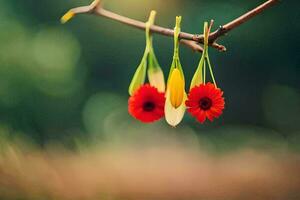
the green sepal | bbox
[189,54,205,90]
[147,49,165,92]
[189,22,210,90]
[148,49,163,81]
[128,57,147,96]
[148,48,160,71]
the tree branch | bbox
[208,0,279,42]
[61,0,278,52]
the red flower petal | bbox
[186,82,225,123]
[128,84,165,123]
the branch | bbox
[209,0,279,42]
[61,0,278,52]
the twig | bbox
[61,0,278,52]
[208,0,279,42]
[180,40,204,52]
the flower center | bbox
[143,101,156,112]
[199,97,212,111]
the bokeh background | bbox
[0,0,300,199]
[0,0,299,149]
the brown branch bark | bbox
[62,0,278,52]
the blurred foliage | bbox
[0,0,299,151]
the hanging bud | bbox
[165,16,186,127]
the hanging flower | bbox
[128,84,165,123]
[128,10,165,96]
[128,11,166,123]
[186,83,224,123]
[165,16,186,127]
[187,22,225,124]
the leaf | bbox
[148,67,165,93]
[148,50,165,92]
[128,59,147,96]
[190,54,205,90]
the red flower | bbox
[128,84,165,123]
[186,82,225,123]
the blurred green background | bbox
[0,0,299,151]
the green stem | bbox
[205,54,217,87]
[203,60,206,83]
[145,23,151,53]
[173,16,181,61]
[145,11,156,53]
[202,21,217,87]
[202,22,208,83]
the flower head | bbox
[185,82,225,123]
[128,84,165,123]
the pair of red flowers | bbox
[128,82,225,124]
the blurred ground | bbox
[0,134,300,200]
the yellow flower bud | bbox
[168,68,184,108]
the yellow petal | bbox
[168,68,184,108]
[61,11,75,24]
[165,90,186,127]
[148,68,165,92]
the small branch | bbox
[61,0,278,52]
[180,40,203,52]
[209,0,279,42]
[61,2,205,52]
[95,5,207,52]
